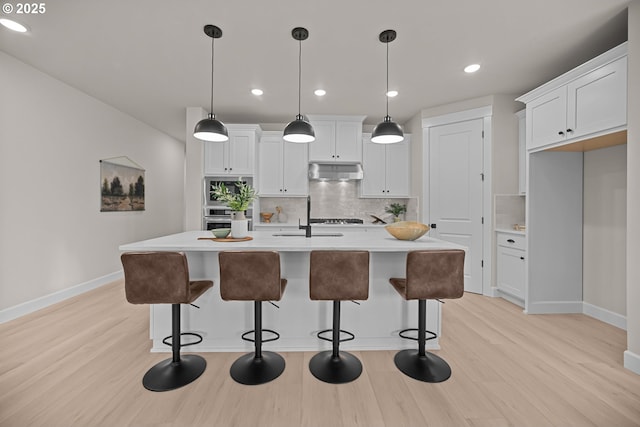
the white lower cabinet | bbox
[496,231,526,303]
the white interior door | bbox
[429,119,484,294]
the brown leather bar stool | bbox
[121,251,213,392]
[389,249,465,383]
[309,250,370,384]
[218,251,287,385]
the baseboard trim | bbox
[624,350,640,376]
[0,271,123,324]
[582,302,626,330]
[525,301,583,314]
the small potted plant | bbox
[385,203,407,222]
[211,179,257,237]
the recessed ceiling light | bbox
[251,88,263,96]
[464,63,481,73]
[314,89,326,96]
[386,90,398,97]
[0,18,28,33]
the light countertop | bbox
[120,229,465,253]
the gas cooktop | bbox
[310,218,364,225]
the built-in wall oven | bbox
[202,177,253,231]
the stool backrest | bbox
[121,252,191,304]
[405,250,465,300]
[309,251,370,301]
[219,251,283,301]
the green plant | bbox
[385,203,407,218]
[211,179,257,211]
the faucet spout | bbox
[299,195,312,238]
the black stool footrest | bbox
[162,332,203,348]
[316,328,355,343]
[241,328,280,343]
[398,328,437,342]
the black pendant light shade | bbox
[371,29,404,144]
[194,113,228,142]
[284,114,315,143]
[194,25,229,142]
[283,27,315,143]
[372,115,404,144]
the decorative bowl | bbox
[211,228,231,238]
[260,212,274,223]
[384,221,430,241]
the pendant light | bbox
[371,29,404,144]
[283,27,315,143]
[194,25,229,142]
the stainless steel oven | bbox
[202,177,254,231]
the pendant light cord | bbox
[385,40,389,118]
[210,35,215,115]
[297,38,302,117]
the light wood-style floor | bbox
[1,281,639,427]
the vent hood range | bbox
[308,163,364,181]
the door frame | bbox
[422,105,493,296]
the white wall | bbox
[626,0,640,374]
[0,52,185,313]
[583,145,627,316]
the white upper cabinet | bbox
[361,134,410,197]
[518,43,627,152]
[258,132,308,197]
[307,115,365,162]
[516,109,526,194]
[203,125,260,175]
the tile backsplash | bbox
[257,181,417,224]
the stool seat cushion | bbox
[309,251,369,301]
[219,251,286,301]
[389,250,465,300]
[121,252,213,305]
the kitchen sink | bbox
[272,232,344,237]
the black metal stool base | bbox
[309,350,363,384]
[394,349,451,383]
[142,354,207,392]
[230,351,285,385]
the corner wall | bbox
[625,0,640,374]
[0,52,185,315]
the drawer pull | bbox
[520,256,525,260]
[507,239,515,243]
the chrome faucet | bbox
[298,195,312,238]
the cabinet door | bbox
[526,86,567,151]
[282,141,309,196]
[335,121,362,162]
[497,245,525,299]
[360,139,387,197]
[308,121,336,162]
[203,141,228,175]
[385,139,410,197]
[258,136,284,196]
[228,130,255,175]
[566,56,627,140]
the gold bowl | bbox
[260,212,274,223]
[384,221,430,241]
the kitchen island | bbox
[119,229,465,353]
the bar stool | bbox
[121,251,213,392]
[218,251,287,385]
[389,249,465,383]
[309,250,369,384]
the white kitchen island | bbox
[119,229,465,353]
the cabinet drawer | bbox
[496,233,526,250]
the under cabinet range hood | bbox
[308,163,364,181]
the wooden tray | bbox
[198,236,253,242]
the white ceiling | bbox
[0,0,630,142]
